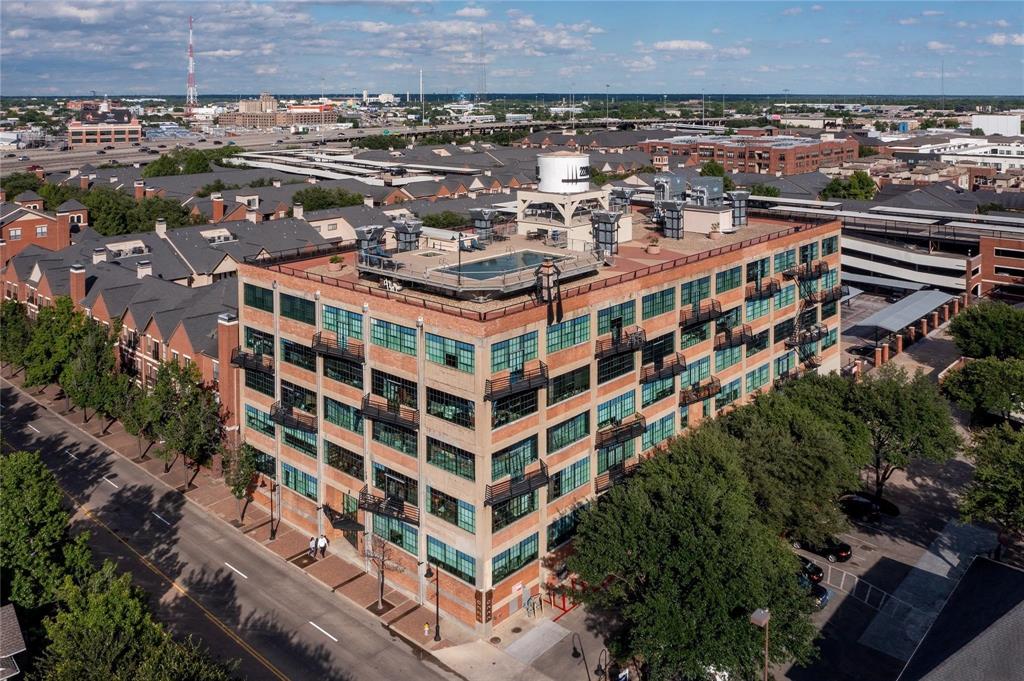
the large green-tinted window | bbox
[427,536,475,584]
[642,332,675,366]
[283,426,317,457]
[323,356,362,388]
[492,436,537,480]
[493,491,537,531]
[492,534,538,583]
[597,440,634,474]
[323,396,363,434]
[491,331,538,372]
[642,288,675,319]
[280,293,314,325]
[746,364,770,392]
[372,421,417,456]
[244,369,274,397]
[245,404,275,437]
[715,345,743,372]
[680,277,710,307]
[548,506,587,548]
[251,447,276,478]
[597,352,635,384]
[715,266,742,294]
[322,305,362,339]
[547,314,590,353]
[492,391,538,428]
[372,463,417,503]
[719,378,742,407]
[281,463,317,500]
[799,242,819,264]
[775,285,796,310]
[597,391,635,428]
[774,318,796,345]
[746,257,771,283]
[774,249,796,273]
[427,438,475,481]
[597,301,636,335]
[244,327,274,355]
[371,319,417,355]
[243,283,273,312]
[371,369,417,408]
[425,333,474,372]
[680,356,711,388]
[281,381,316,414]
[747,329,770,357]
[680,323,710,350]
[822,328,839,349]
[549,457,589,500]
[745,297,770,321]
[642,376,674,407]
[642,413,675,450]
[822,300,838,320]
[373,514,417,554]
[547,412,589,453]
[426,388,475,429]
[822,236,839,256]
[548,366,590,405]
[324,440,363,479]
[774,352,795,377]
[822,269,838,290]
[281,339,315,371]
[428,487,475,533]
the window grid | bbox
[597,440,635,474]
[747,330,770,357]
[548,367,590,405]
[492,436,538,481]
[745,296,770,321]
[774,318,796,345]
[427,536,476,584]
[641,288,675,320]
[719,378,742,408]
[281,463,317,501]
[373,514,418,554]
[547,412,589,453]
[426,387,475,429]
[370,319,417,356]
[746,364,770,392]
[244,368,274,397]
[680,323,709,350]
[372,463,418,504]
[425,333,475,373]
[680,356,711,388]
[822,328,839,349]
[322,305,362,339]
[774,249,796,274]
[597,352,635,384]
[371,369,418,409]
[323,356,363,388]
[548,506,587,549]
[491,332,538,372]
[597,391,635,428]
[642,332,675,366]
[426,438,475,481]
[642,413,675,450]
[323,396,364,434]
[597,301,636,335]
[492,534,538,583]
[245,404,275,437]
[715,266,742,294]
[283,426,317,457]
[746,257,770,283]
[774,285,796,310]
[821,301,838,320]
[799,242,819,264]
[642,376,674,407]
[547,314,591,353]
[372,421,417,456]
[280,293,315,325]
[680,277,711,307]
[244,327,274,355]
[324,440,364,479]
[252,448,275,478]
[243,283,273,312]
[492,391,538,429]
[427,488,475,533]
[549,457,590,500]
[715,345,743,372]
[492,491,538,531]
[281,339,315,372]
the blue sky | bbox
[1,1,1021,96]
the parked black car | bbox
[798,575,832,610]
[839,493,882,522]
[798,555,824,583]
[792,536,852,563]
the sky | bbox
[1,1,1021,97]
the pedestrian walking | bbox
[308,536,317,560]
[318,534,329,559]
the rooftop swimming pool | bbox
[437,250,563,280]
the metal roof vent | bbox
[659,199,686,239]
[690,177,725,208]
[591,210,621,260]
[469,208,497,244]
[728,191,750,230]
[392,217,422,253]
[610,187,636,214]
[355,225,385,253]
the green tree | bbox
[858,145,879,158]
[38,182,89,211]
[971,127,986,136]
[221,441,259,522]
[568,427,816,680]
[959,425,1024,535]
[291,186,364,212]
[949,300,1024,359]
[819,170,877,200]
[0,299,33,377]
[0,451,91,608]
[421,211,468,229]
[59,318,118,422]
[38,561,163,681]
[942,357,1024,422]
[699,160,736,191]
[119,380,161,459]
[22,297,85,387]
[141,154,181,178]
[749,183,781,197]
[851,365,960,501]
[152,361,223,489]
[357,135,398,150]
[81,185,138,236]
[134,635,239,681]
[0,171,43,198]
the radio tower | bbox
[185,16,198,116]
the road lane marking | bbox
[225,562,249,579]
[102,476,119,489]
[151,512,171,526]
[27,424,40,433]
[309,621,338,643]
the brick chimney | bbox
[0,239,7,267]
[134,180,146,201]
[145,187,158,199]
[245,209,260,224]
[154,218,167,238]
[79,175,90,191]
[136,260,152,279]
[292,202,304,219]
[92,247,107,264]
[272,179,282,188]
[211,193,225,222]
[217,312,240,429]
[69,263,86,308]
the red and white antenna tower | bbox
[185,16,198,116]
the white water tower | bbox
[537,151,591,194]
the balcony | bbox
[801,353,823,369]
[679,299,723,328]
[485,361,549,401]
[679,377,722,406]
[270,401,317,432]
[714,323,753,350]
[361,394,420,430]
[357,485,420,525]
[311,332,365,364]
[230,347,274,374]
[595,327,647,359]
[745,278,782,301]
[485,462,549,507]
[810,284,849,305]
[639,352,687,384]
[594,460,640,495]
[773,367,806,388]
[785,323,829,347]
[783,261,830,281]
[595,413,647,449]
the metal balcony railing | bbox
[745,278,782,301]
[360,394,420,430]
[783,260,830,281]
[714,323,753,350]
[801,354,823,369]
[809,284,849,305]
[594,460,640,495]
[485,462,549,507]
[311,332,365,364]
[230,347,274,374]
[773,367,806,389]
[595,328,647,359]
[270,401,317,432]
[785,323,829,347]
[679,377,722,406]
[679,299,723,328]
[485,361,548,401]
[639,352,687,384]
[595,413,646,449]
[357,485,420,525]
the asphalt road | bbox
[1,380,456,681]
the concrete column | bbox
[953,297,960,315]
[907,326,916,343]
[931,311,940,328]
[942,304,950,323]
[874,346,883,367]
[895,334,903,354]
[881,343,890,363]
[920,318,929,336]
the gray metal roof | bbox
[856,289,954,333]
[842,272,927,292]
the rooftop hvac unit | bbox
[469,208,497,244]
[728,191,750,230]
[610,187,636,214]
[658,199,686,239]
[690,177,725,208]
[392,217,422,252]
[591,210,622,259]
[653,175,685,202]
[355,225,385,252]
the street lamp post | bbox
[571,632,593,681]
[425,563,441,642]
[594,649,610,679]
[750,608,771,681]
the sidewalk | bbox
[5,375,475,661]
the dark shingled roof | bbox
[13,190,42,201]
[57,199,87,211]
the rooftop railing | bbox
[679,299,723,328]
[639,352,687,384]
[595,327,647,359]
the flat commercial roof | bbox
[871,205,1024,227]
[842,272,926,292]
[768,205,940,225]
[749,196,843,209]
[856,289,954,333]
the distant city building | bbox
[66,108,142,149]
[640,134,858,176]
[970,114,1022,137]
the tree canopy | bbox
[22,296,85,387]
[152,361,223,479]
[942,357,1024,422]
[59,318,119,422]
[82,186,203,237]
[959,425,1024,535]
[819,170,877,200]
[1,171,43,198]
[949,300,1024,360]
[699,160,736,191]
[141,147,245,179]
[0,299,33,374]
[291,186,364,212]
[749,183,781,197]
[421,211,468,229]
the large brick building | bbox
[67,108,142,149]
[640,133,858,176]
[0,191,85,265]
[229,199,843,635]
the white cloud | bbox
[927,41,952,51]
[898,17,919,25]
[653,39,712,51]
[954,21,973,29]
[782,7,802,16]
[811,4,823,10]
[343,20,392,34]
[254,64,279,75]
[711,27,722,34]
[198,49,243,58]
[991,19,1011,28]
[718,46,751,57]
[7,28,30,39]
[984,33,1024,46]
[816,37,831,44]
[844,51,870,58]
[689,68,707,77]
[921,10,944,17]
[624,55,656,72]
[454,6,488,18]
